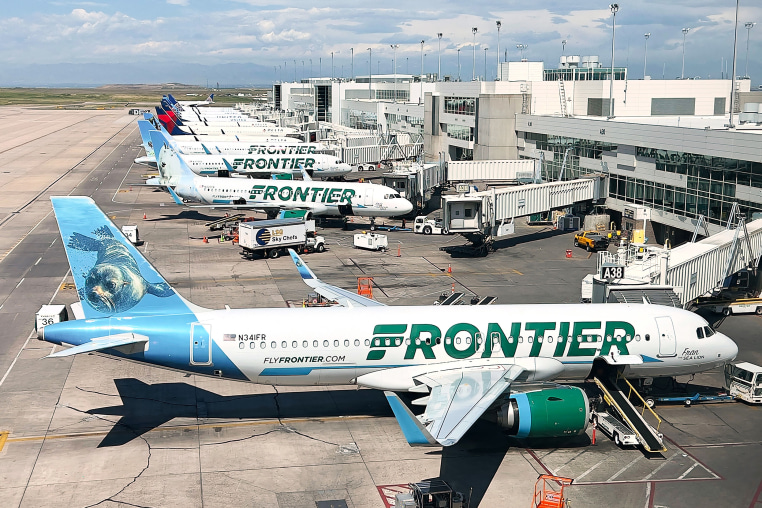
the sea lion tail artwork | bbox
[51,196,199,319]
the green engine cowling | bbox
[496,386,589,438]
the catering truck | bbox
[239,218,325,259]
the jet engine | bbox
[496,385,589,438]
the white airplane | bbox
[136,118,302,167]
[39,196,739,447]
[149,130,411,218]
[176,153,351,179]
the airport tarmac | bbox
[0,106,761,508]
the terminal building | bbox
[273,58,760,243]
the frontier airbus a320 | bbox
[38,197,738,447]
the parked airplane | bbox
[142,114,295,145]
[148,130,411,217]
[178,153,351,179]
[39,196,739,446]
[165,93,214,109]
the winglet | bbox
[201,143,212,155]
[288,249,317,281]
[167,186,186,206]
[299,163,313,182]
[384,392,438,446]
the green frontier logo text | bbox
[247,146,317,155]
[250,184,355,204]
[367,321,635,361]
[231,158,315,171]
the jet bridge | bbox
[440,177,600,256]
[593,217,762,306]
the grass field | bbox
[0,85,269,108]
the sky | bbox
[1,1,761,86]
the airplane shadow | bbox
[90,379,589,507]
[147,210,228,222]
[428,421,590,507]
[89,378,391,448]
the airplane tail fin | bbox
[207,93,214,103]
[50,196,196,318]
[137,120,154,154]
[149,130,195,183]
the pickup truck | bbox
[574,231,609,252]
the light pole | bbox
[516,44,527,60]
[437,33,443,81]
[745,22,756,78]
[310,58,312,78]
[351,48,354,80]
[457,48,461,81]
[643,33,650,79]
[293,60,296,82]
[390,44,399,102]
[484,46,488,80]
[730,0,740,128]
[420,40,425,104]
[496,21,502,80]
[367,48,372,99]
[331,51,339,79]
[471,27,478,81]
[302,60,304,81]
[273,65,277,83]
[319,57,322,77]
[681,28,690,79]
[284,61,287,82]
[609,3,619,118]
[562,39,567,55]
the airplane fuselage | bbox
[41,304,737,388]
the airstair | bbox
[594,374,666,453]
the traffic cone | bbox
[143,213,147,220]
[447,264,452,274]
[397,244,401,257]
[451,283,455,294]
[203,236,208,243]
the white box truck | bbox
[239,218,325,259]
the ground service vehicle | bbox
[239,218,325,259]
[353,232,388,251]
[574,231,609,252]
[414,216,447,235]
[591,410,640,447]
[724,362,762,404]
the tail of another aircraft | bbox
[149,129,196,186]
[206,93,214,103]
[50,196,197,319]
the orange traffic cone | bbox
[447,264,452,274]
[203,236,208,243]
[397,244,401,257]
[143,213,147,220]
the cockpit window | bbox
[393,193,401,199]
[704,326,715,337]
[696,327,705,339]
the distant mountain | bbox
[0,62,276,87]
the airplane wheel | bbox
[423,225,432,235]
[270,249,281,259]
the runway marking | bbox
[0,270,70,389]
[0,431,8,452]
[4,414,377,445]
[15,278,24,289]
[34,257,41,266]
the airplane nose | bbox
[719,333,738,361]
[401,200,414,214]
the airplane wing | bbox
[287,249,385,307]
[385,363,525,446]
[48,333,149,358]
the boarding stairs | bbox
[594,374,666,453]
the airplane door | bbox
[191,323,212,365]
[655,316,676,357]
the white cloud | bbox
[166,0,189,6]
